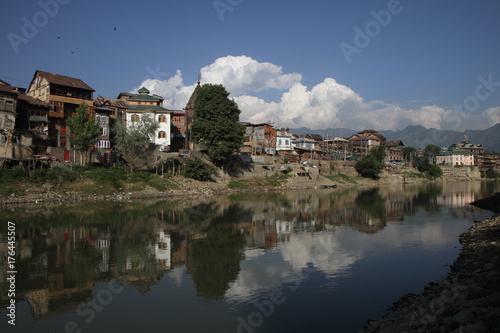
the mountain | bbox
[290,123,500,152]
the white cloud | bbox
[484,106,500,125]
[200,55,302,94]
[132,55,497,131]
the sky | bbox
[1,0,500,131]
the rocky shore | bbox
[359,213,500,333]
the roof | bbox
[0,84,19,95]
[17,94,50,107]
[385,140,404,147]
[127,94,162,101]
[305,134,324,141]
[126,105,174,112]
[94,96,128,109]
[32,70,95,91]
[438,151,474,156]
[138,87,149,92]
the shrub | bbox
[355,154,383,179]
[183,158,216,181]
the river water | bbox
[1,181,499,333]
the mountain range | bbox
[290,123,500,152]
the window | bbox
[131,114,140,123]
[96,140,110,148]
[102,127,107,137]
[158,131,166,139]
[158,115,167,123]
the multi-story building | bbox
[385,140,404,162]
[118,87,173,152]
[347,129,386,157]
[243,123,276,155]
[276,128,293,154]
[170,110,186,152]
[92,96,127,163]
[26,71,95,157]
[436,151,475,166]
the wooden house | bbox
[26,70,95,160]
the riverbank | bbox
[0,163,479,205]
[359,213,500,333]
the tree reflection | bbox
[354,188,387,232]
[188,223,246,299]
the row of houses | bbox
[1,70,499,171]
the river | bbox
[0,181,499,333]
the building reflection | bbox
[0,181,495,317]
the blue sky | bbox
[1,0,499,131]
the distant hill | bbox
[290,123,500,152]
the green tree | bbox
[427,164,443,179]
[183,157,216,181]
[424,144,442,157]
[192,84,245,165]
[413,155,430,172]
[403,147,417,161]
[370,145,386,163]
[114,113,159,171]
[355,154,384,179]
[67,102,101,165]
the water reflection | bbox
[0,181,498,331]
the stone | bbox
[452,309,475,324]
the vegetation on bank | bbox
[0,165,179,196]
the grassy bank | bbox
[0,165,179,197]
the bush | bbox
[427,164,443,179]
[355,154,383,179]
[485,168,499,179]
[183,158,216,181]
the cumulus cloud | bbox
[132,55,497,131]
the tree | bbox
[403,147,417,161]
[427,164,443,179]
[191,84,245,165]
[67,102,101,165]
[371,145,386,163]
[355,154,384,179]
[113,113,159,171]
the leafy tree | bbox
[67,102,101,165]
[370,145,386,163]
[192,84,245,165]
[114,113,159,171]
[427,164,443,179]
[424,144,442,157]
[183,158,216,181]
[413,155,430,172]
[403,147,417,161]
[355,154,384,179]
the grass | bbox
[323,173,357,184]
[227,173,291,190]
[0,165,179,197]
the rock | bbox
[452,309,475,325]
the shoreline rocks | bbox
[358,215,500,333]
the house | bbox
[323,137,349,160]
[436,151,475,166]
[1,81,50,159]
[118,87,173,152]
[276,128,293,154]
[385,140,404,162]
[448,136,484,155]
[0,82,20,158]
[347,129,386,157]
[243,123,276,155]
[92,96,127,163]
[170,110,186,152]
[26,70,95,160]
